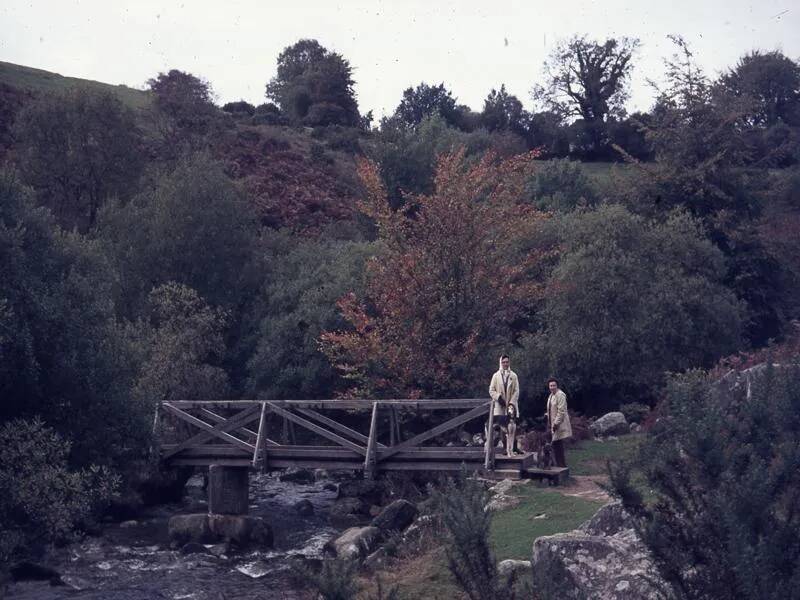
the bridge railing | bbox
[156,398,501,475]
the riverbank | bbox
[359,435,642,599]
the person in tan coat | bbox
[488,355,520,456]
[546,378,572,467]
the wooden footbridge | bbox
[156,398,568,483]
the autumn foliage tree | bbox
[321,150,550,398]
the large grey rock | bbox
[371,499,417,532]
[590,412,630,437]
[324,526,381,561]
[168,513,272,548]
[498,559,531,579]
[531,502,667,599]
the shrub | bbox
[432,470,530,600]
[310,141,332,164]
[610,364,800,600]
[222,100,255,116]
[297,558,360,600]
[618,402,650,424]
[567,411,592,442]
[525,204,743,411]
[525,159,599,212]
[0,418,119,563]
[434,471,499,599]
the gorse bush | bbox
[433,470,529,600]
[610,363,800,600]
[0,418,119,563]
[434,471,498,600]
[618,402,650,424]
[298,558,360,600]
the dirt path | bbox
[557,474,611,503]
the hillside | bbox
[0,61,364,231]
[0,61,152,110]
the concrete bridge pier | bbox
[208,464,249,515]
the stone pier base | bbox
[208,465,249,515]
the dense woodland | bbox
[1,34,800,573]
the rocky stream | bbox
[4,472,342,600]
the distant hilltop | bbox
[0,61,152,111]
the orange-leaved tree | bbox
[321,149,552,398]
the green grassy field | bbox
[567,434,642,476]
[491,486,605,561]
[0,61,152,111]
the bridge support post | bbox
[208,464,249,515]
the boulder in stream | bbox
[324,526,381,561]
[168,513,273,548]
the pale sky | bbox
[2,1,798,119]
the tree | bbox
[394,82,462,129]
[611,364,800,600]
[718,50,800,166]
[130,283,230,404]
[13,88,143,230]
[147,70,222,154]
[527,110,570,157]
[265,39,360,127]
[614,36,785,345]
[246,233,373,400]
[0,418,118,563]
[372,114,526,210]
[719,50,800,128]
[0,170,148,465]
[97,154,261,317]
[524,204,743,409]
[481,85,530,138]
[524,158,598,212]
[321,149,550,398]
[533,35,640,156]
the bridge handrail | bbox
[161,398,491,410]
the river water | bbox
[4,472,342,600]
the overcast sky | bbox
[2,1,798,119]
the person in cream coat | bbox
[488,354,520,456]
[546,377,572,467]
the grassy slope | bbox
[0,61,152,111]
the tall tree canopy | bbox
[13,88,143,230]
[534,35,639,122]
[265,39,360,127]
[533,35,639,155]
[481,84,530,138]
[718,50,800,128]
[147,69,221,153]
[321,149,550,398]
[393,82,463,129]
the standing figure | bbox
[546,378,572,468]
[488,354,520,457]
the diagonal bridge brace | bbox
[266,402,368,456]
[377,402,490,462]
[162,403,260,459]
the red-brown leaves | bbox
[321,149,551,398]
